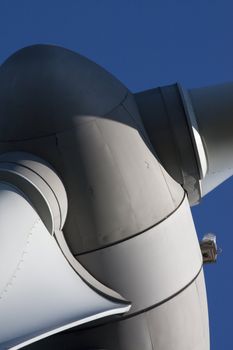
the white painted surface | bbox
[0,183,130,350]
[80,196,203,314]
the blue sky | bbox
[0,1,233,348]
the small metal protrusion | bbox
[200,233,221,264]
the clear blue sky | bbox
[0,1,233,348]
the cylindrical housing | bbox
[0,45,184,254]
[0,45,209,350]
[135,84,207,205]
[189,82,233,195]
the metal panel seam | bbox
[119,264,203,321]
[69,264,204,333]
[0,93,130,143]
[76,192,186,256]
[0,218,41,299]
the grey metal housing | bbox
[135,84,207,205]
[0,45,212,350]
[23,270,209,350]
[0,45,184,254]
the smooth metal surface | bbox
[0,45,128,140]
[0,45,184,254]
[57,105,184,254]
[79,196,203,315]
[23,270,209,350]
[0,45,212,350]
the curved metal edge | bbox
[63,267,205,339]
[0,152,68,230]
[71,264,204,334]
[0,155,130,309]
[120,264,204,321]
[54,229,131,306]
[177,84,208,180]
[77,192,186,256]
[7,307,130,350]
[0,165,55,235]
[0,185,130,350]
